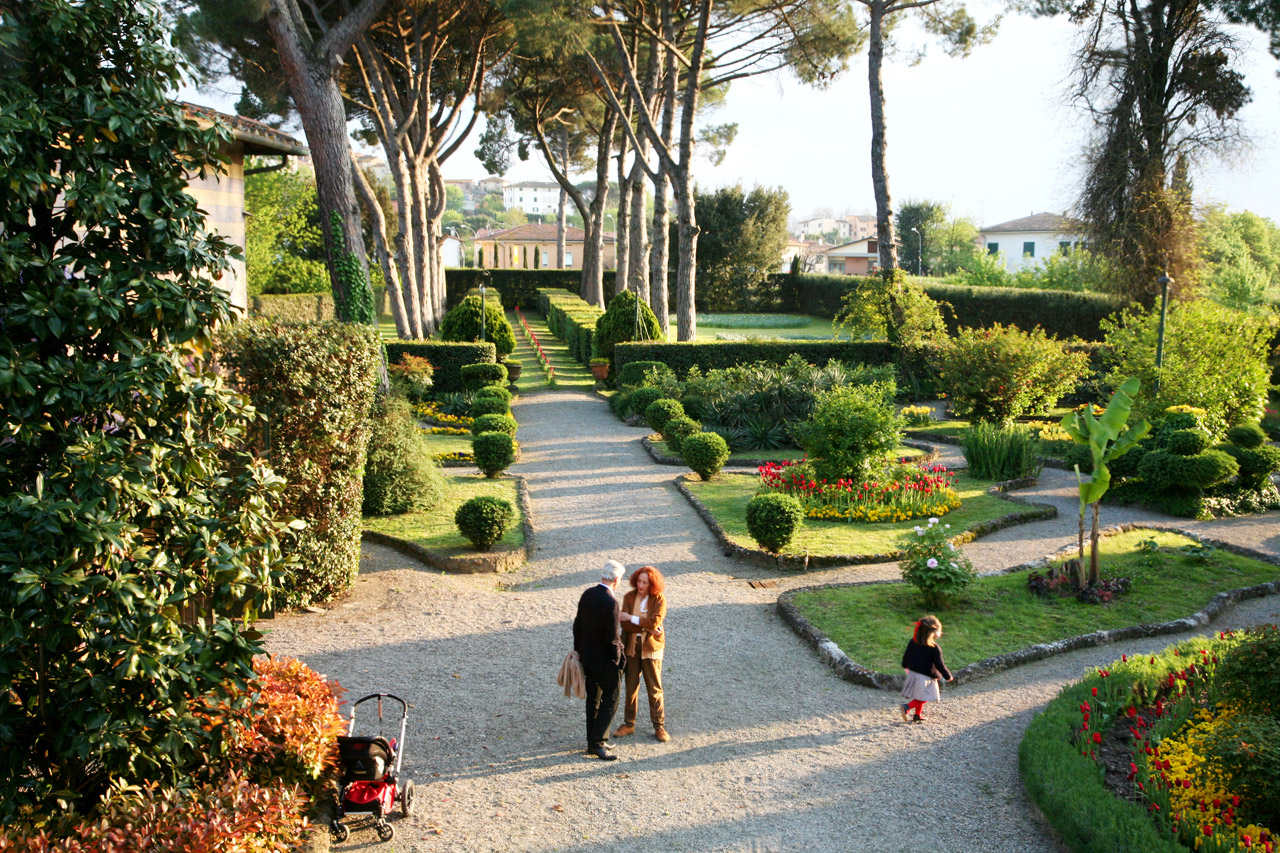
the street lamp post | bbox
[1154,271,1172,394]
[910,227,922,276]
[479,282,486,343]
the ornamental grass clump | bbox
[454,495,516,551]
[682,432,731,480]
[758,460,961,523]
[960,423,1043,481]
[745,493,805,553]
[898,518,975,607]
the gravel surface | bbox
[262,390,1280,853]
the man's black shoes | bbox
[587,746,618,761]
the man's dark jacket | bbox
[573,584,624,669]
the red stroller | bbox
[331,693,415,842]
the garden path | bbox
[263,390,1280,853]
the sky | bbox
[181,8,1280,229]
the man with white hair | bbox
[573,559,627,760]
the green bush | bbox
[473,431,517,478]
[1214,625,1280,719]
[609,390,632,417]
[681,432,731,480]
[471,413,518,437]
[537,288,604,364]
[680,394,709,420]
[454,496,516,551]
[252,292,335,322]
[220,321,381,607]
[938,324,1089,424]
[362,397,446,516]
[798,383,903,483]
[618,360,676,388]
[1204,713,1280,829]
[0,5,291,817]
[615,340,895,379]
[662,415,701,452]
[627,387,665,419]
[475,385,513,404]
[385,341,495,394]
[745,493,805,553]
[645,399,685,432]
[594,290,663,364]
[1226,422,1267,449]
[1163,428,1210,456]
[439,293,516,357]
[1221,443,1280,491]
[922,283,1129,342]
[460,362,508,392]
[960,423,1043,481]
[387,354,434,404]
[1101,299,1277,437]
[470,396,510,418]
[898,518,975,607]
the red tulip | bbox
[1092,732,1102,744]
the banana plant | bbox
[1060,377,1151,586]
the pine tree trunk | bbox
[353,160,411,338]
[867,0,899,273]
[671,0,710,341]
[557,134,568,269]
[628,156,650,302]
[650,167,670,335]
[614,115,632,295]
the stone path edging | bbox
[359,475,535,574]
[777,522,1280,691]
[673,472,1057,570]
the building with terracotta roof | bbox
[476,223,615,270]
[182,104,309,313]
[980,212,1086,272]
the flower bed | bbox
[757,458,961,523]
[414,401,473,428]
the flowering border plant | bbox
[757,458,961,523]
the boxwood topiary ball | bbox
[1226,422,1267,449]
[645,398,685,433]
[460,362,508,392]
[1172,449,1239,490]
[662,415,701,453]
[454,495,515,551]
[1164,428,1211,457]
[746,493,805,553]
[682,432,730,481]
[470,396,510,418]
[471,413,518,437]
[475,385,514,404]
[473,431,517,477]
[627,387,664,418]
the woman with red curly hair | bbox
[613,566,670,742]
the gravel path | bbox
[262,390,1280,853]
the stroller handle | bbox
[346,693,409,777]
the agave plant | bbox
[741,414,791,451]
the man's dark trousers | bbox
[583,660,621,750]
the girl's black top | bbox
[901,639,952,681]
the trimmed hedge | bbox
[538,288,605,364]
[218,320,381,607]
[385,341,496,394]
[251,292,336,322]
[446,269,581,310]
[614,340,895,378]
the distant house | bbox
[980,212,1086,272]
[475,223,615,270]
[820,238,881,276]
[795,216,853,240]
[182,103,309,314]
[476,176,507,195]
[502,181,562,217]
[780,238,830,273]
[842,214,878,241]
[442,234,464,268]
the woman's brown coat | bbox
[619,589,666,657]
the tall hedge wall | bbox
[217,320,381,608]
[385,340,497,394]
[538,288,604,364]
[447,269,582,310]
[251,293,336,323]
[614,340,896,377]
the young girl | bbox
[899,615,952,723]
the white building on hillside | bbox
[981,212,1087,271]
[503,181,562,217]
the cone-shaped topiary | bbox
[682,432,730,480]
[594,290,662,364]
[645,399,684,433]
[471,413,518,437]
[746,493,805,553]
[440,294,516,357]
[455,495,515,551]
[473,431,517,477]
[363,398,447,516]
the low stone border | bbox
[641,435,940,470]
[361,475,535,574]
[674,473,1056,570]
[777,523,1280,691]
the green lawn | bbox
[363,474,523,551]
[665,314,851,342]
[418,430,473,457]
[649,439,925,465]
[791,529,1280,672]
[683,472,1034,557]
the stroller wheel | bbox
[401,779,416,817]
[331,822,350,842]
[377,822,395,842]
